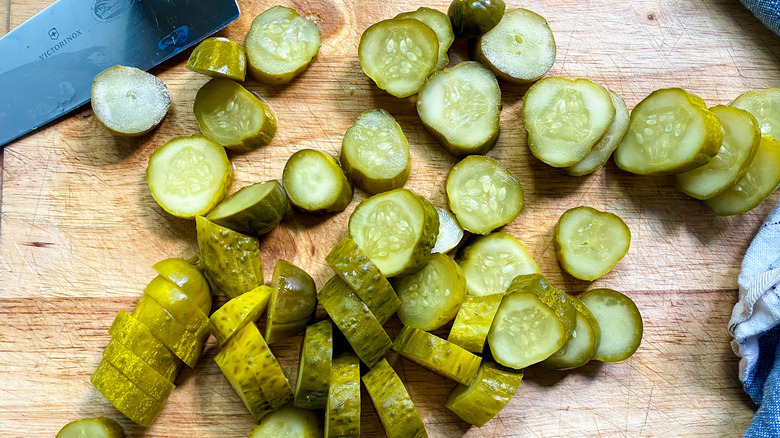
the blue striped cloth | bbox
[740,0,780,35]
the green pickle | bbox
[581,289,643,362]
[109,310,181,382]
[448,0,506,37]
[207,180,288,235]
[265,260,317,344]
[393,326,482,385]
[187,37,247,81]
[293,320,333,409]
[196,216,263,298]
[325,353,360,438]
[283,149,353,214]
[91,359,165,427]
[396,7,454,71]
[447,294,503,353]
[540,294,601,370]
[214,330,273,421]
[210,285,273,346]
[143,276,211,331]
[102,339,175,402]
[445,361,523,427]
[456,231,539,297]
[152,258,211,315]
[250,407,323,438]
[132,295,205,368]
[56,417,124,438]
[432,207,464,253]
[363,359,428,438]
[730,88,780,140]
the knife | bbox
[0,0,241,147]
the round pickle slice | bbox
[207,180,288,235]
[448,294,503,354]
[432,207,464,254]
[293,320,333,409]
[730,88,780,140]
[446,156,523,235]
[448,0,506,38]
[283,149,353,214]
[362,359,428,438]
[393,326,482,385]
[91,359,164,427]
[326,353,360,438]
[186,37,247,81]
[245,6,322,84]
[209,285,273,346]
[581,288,643,362]
[57,417,124,438]
[615,88,724,175]
[153,258,211,316]
[540,294,601,370]
[396,7,455,71]
[456,231,539,297]
[445,361,523,427]
[359,18,439,98]
[250,407,323,438]
[417,61,501,157]
[265,260,317,345]
[146,135,233,219]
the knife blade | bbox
[0,0,241,147]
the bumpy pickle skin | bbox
[265,260,317,344]
[445,361,523,427]
[102,339,175,403]
[56,417,125,438]
[362,359,428,438]
[196,216,263,298]
[210,285,273,346]
[393,326,482,385]
[214,332,273,421]
[396,7,454,71]
[249,407,323,438]
[456,231,539,297]
[108,310,181,382]
[325,353,360,438]
[283,149,354,214]
[447,293,503,353]
[207,180,288,235]
[293,320,333,409]
[152,258,211,315]
[91,359,165,427]
[448,0,506,38]
[186,37,247,81]
[132,295,207,368]
[143,276,211,331]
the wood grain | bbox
[1,0,779,436]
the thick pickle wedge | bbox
[705,135,780,215]
[132,296,205,367]
[91,359,165,427]
[417,62,501,157]
[293,320,333,409]
[207,181,288,235]
[445,361,523,427]
[144,276,210,331]
[474,8,556,84]
[153,258,211,315]
[540,294,601,370]
[325,237,400,324]
[317,276,392,368]
[214,332,273,421]
[363,359,428,438]
[196,216,263,298]
[523,77,615,167]
[146,135,233,219]
[432,207,464,254]
[341,109,411,194]
[359,18,439,98]
[250,407,323,438]
[396,7,454,71]
[102,339,175,402]
[554,206,631,281]
[393,326,482,385]
[265,260,317,344]
[349,188,439,277]
[393,253,467,331]
[56,417,124,438]
[730,88,780,140]
[581,288,643,362]
[456,231,539,296]
[447,294,503,353]
[245,6,322,84]
[448,0,506,37]
[210,285,273,346]
[109,310,181,382]
[615,88,723,174]
[187,37,247,81]
[283,149,353,214]
[326,353,360,438]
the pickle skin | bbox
[56,417,125,438]
[196,216,264,298]
[362,359,428,438]
[186,37,247,82]
[143,275,211,330]
[233,323,294,409]
[293,320,334,409]
[326,353,361,438]
[214,339,273,421]
[540,294,601,370]
[265,260,317,344]
[91,359,165,427]
[445,361,523,427]
[109,310,181,382]
[447,294,503,353]
[207,181,288,235]
[393,326,482,385]
[448,0,506,37]
[102,339,175,403]
[152,258,212,315]
[132,295,206,368]
[210,285,273,346]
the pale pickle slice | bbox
[56,417,124,438]
[540,294,601,370]
[143,276,211,330]
[283,149,354,214]
[447,294,503,353]
[196,216,263,298]
[207,180,288,235]
[132,295,206,368]
[102,339,175,402]
[393,253,467,331]
[326,353,360,438]
[445,361,523,427]
[417,61,501,157]
[187,37,247,81]
[146,135,233,219]
[615,88,723,174]
[362,359,428,438]
[153,258,211,315]
[265,260,317,344]
[730,88,780,140]
[249,407,323,438]
[91,359,165,427]
[341,109,411,194]
[448,0,506,37]
[214,330,273,421]
[210,285,273,346]
[245,6,322,84]
[456,231,539,296]
[554,206,631,281]
[293,320,333,409]
[581,288,643,362]
[393,326,482,385]
[432,207,464,253]
[522,77,615,167]
[109,310,181,382]
[396,7,454,71]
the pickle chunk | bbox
[57,417,124,438]
[396,7,454,71]
[210,285,273,346]
[283,149,353,214]
[265,260,317,344]
[540,295,601,370]
[581,288,643,362]
[293,320,333,409]
[153,258,211,315]
[445,361,523,427]
[187,37,247,81]
[393,326,482,385]
[196,216,263,298]
[730,88,780,140]
[91,359,164,427]
[447,294,503,353]
[448,0,506,37]
[456,231,538,296]
[326,353,360,438]
[207,180,288,235]
[362,359,428,438]
[109,310,181,382]
[250,407,322,438]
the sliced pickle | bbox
[132,295,205,367]
[456,231,539,296]
[393,253,467,331]
[102,339,175,402]
[325,353,360,438]
[293,320,333,409]
[245,6,322,84]
[432,207,464,254]
[143,276,211,331]
[554,206,631,281]
[187,37,247,81]
[615,88,723,174]
[250,407,323,438]
[393,326,481,385]
[214,332,273,421]
[152,258,211,315]
[581,288,643,362]
[363,359,428,438]
[265,260,317,344]
[109,310,181,382]
[56,417,124,438]
[730,88,780,140]
[417,61,501,157]
[196,215,263,298]
[348,188,439,277]
[540,294,601,370]
[283,149,353,214]
[91,359,165,427]
[210,285,273,346]
[445,361,523,427]
[447,294,503,353]
[325,237,401,324]
[359,18,439,98]
[317,276,392,368]
[396,7,454,71]
[146,135,233,219]
[340,109,411,194]
[207,180,288,235]
[448,0,506,37]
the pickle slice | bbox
[56,417,124,438]
[265,260,317,344]
[396,7,454,71]
[432,207,464,254]
[91,65,170,136]
[207,181,288,235]
[341,109,411,194]
[456,231,539,297]
[317,276,392,368]
[196,216,263,298]
[445,361,523,427]
[187,37,247,81]
[581,288,643,362]
[349,188,439,277]
[132,295,205,367]
[417,61,501,157]
[249,407,323,438]
[103,339,175,402]
[153,258,211,316]
[283,149,353,214]
[363,359,428,438]
[91,359,165,427]
[210,285,273,346]
[146,135,233,219]
[523,77,615,167]
[326,237,401,324]
[293,320,333,409]
[554,206,631,281]
[109,310,181,382]
[194,79,277,153]
[144,276,211,332]
[615,88,724,174]
[448,0,506,37]
[540,294,601,370]
[474,8,556,84]
[393,326,482,385]
[325,353,360,438]
[245,6,322,84]
[705,135,780,215]
[393,253,467,331]
[730,88,780,140]
[214,332,273,421]
[359,18,439,98]
[447,294,503,353]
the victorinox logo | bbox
[39,29,83,60]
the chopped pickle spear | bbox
[318,276,392,368]
[91,65,170,136]
[207,180,288,235]
[214,329,273,421]
[396,7,455,71]
[393,253,467,331]
[283,149,353,214]
[91,359,165,427]
[446,156,523,235]
[102,339,175,402]
[730,88,780,140]
[143,276,211,331]
[196,216,263,298]
[349,188,439,277]
[146,135,233,219]
[56,417,124,438]
[245,6,322,84]
[615,88,724,174]
[326,353,360,438]
[445,361,523,427]
[341,109,411,194]
[540,294,601,370]
[359,18,439,98]
[393,326,482,385]
[293,320,333,409]
[326,237,401,324]
[210,285,273,346]
[194,79,277,153]
[705,135,780,215]
[447,294,503,353]
[581,288,643,362]
[153,258,211,315]
[265,260,317,344]
[523,76,616,167]
[187,37,247,81]
[474,8,556,84]
[417,61,501,157]
[554,206,631,281]
[363,359,428,438]
[231,323,293,410]
[448,0,506,37]
[132,295,205,368]
[109,310,181,382]
[250,407,323,438]
[456,231,539,297]
[432,207,464,253]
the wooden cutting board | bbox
[1,0,779,436]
